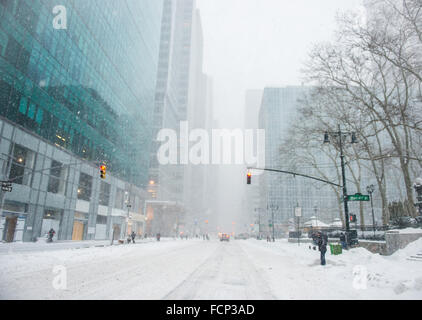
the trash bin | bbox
[334,244,342,255]
[329,243,334,254]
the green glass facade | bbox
[0,0,163,187]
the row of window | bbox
[5,142,142,210]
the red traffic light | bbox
[247,172,251,184]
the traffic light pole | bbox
[338,125,351,240]
[272,208,275,241]
[370,191,376,238]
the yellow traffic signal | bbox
[247,171,251,184]
[100,165,106,179]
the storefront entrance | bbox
[72,221,85,240]
[112,224,121,240]
[4,217,17,242]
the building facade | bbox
[0,0,163,241]
[0,117,147,242]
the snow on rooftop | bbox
[304,216,329,227]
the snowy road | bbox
[0,238,421,299]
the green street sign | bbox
[269,224,273,227]
[347,193,370,201]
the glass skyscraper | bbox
[0,0,163,187]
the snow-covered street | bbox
[0,238,421,300]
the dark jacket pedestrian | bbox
[339,232,346,249]
[156,233,161,241]
[317,232,327,265]
[131,231,136,243]
[47,228,55,242]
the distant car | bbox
[234,233,249,240]
[220,233,230,242]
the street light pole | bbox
[325,125,357,245]
[272,207,275,241]
[254,208,262,239]
[338,125,351,237]
[367,184,376,238]
[267,204,278,242]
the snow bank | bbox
[388,227,422,234]
[241,238,422,299]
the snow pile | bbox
[388,227,422,234]
[304,216,329,227]
[0,238,421,300]
[240,238,422,299]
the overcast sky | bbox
[195,0,364,230]
[197,0,364,127]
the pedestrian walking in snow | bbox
[131,231,136,244]
[156,233,161,241]
[317,231,327,265]
[47,228,55,242]
[339,232,346,249]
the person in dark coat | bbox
[156,233,161,241]
[131,231,136,243]
[317,232,327,265]
[339,232,346,249]
[47,228,55,242]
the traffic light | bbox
[247,171,251,184]
[350,214,356,223]
[100,165,106,179]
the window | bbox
[47,160,67,194]
[8,144,36,186]
[77,172,92,201]
[3,200,28,213]
[99,181,110,206]
[96,215,107,224]
[114,188,124,209]
[43,208,62,220]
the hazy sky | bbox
[195,0,364,230]
[197,0,364,126]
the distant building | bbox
[244,90,263,230]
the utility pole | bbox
[338,124,351,237]
[324,125,358,245]
[267,204,278,242]
[367,184,376,238]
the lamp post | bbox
[414,178,422,217]
[366,184,376,238]
[267,204,278,241]
[254,208,263,239]
[324,125,358,245]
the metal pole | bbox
[338,125,351,242]
[370,192,375,238]
[272,208,275,241]
[297,216,300,246]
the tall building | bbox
[257,85,389,231]
[0,0,163,241]
[259,86,319,229]
[147,0,211,236]
[244,89,263,233]
[183,8,214,233]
